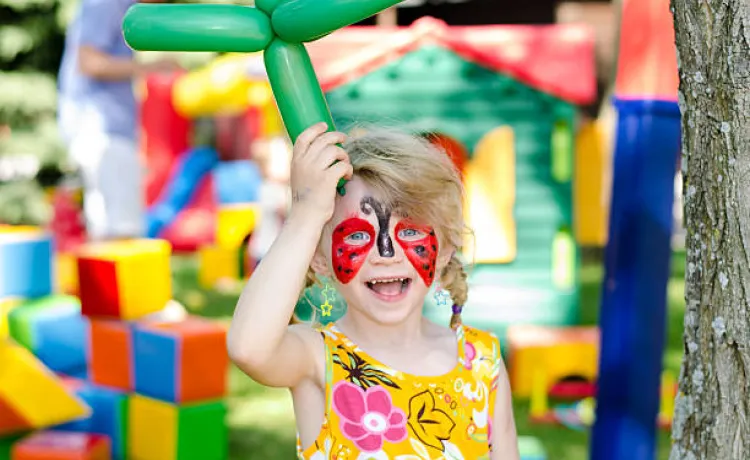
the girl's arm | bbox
[227,123,352,389]
[491,361,521,460]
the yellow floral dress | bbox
[297,323,502,460]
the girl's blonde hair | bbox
[302,126,470,329]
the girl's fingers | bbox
[327,161,354,186]
[317,145,350,170]
[308,131,347,160]
[292,122,329,160]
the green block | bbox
[177,400,228,460]
[7,294,80,351]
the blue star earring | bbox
[434,285,451,306]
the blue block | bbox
[56,381,129,460]
[133,325,178,402]
[7,295,88,375]
[0,232,52,298]
[214,160,262,204]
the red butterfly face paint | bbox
[331,217,376,284]
[394,220,439,286]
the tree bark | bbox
[670,1,750,459]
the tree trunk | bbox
[670,1,750,459]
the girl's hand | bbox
[289,122,353,226]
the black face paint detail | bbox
[360,196,394,257]
[415,245,426,256]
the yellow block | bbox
[507,326,599,398]
[216,204,259,249]
[128,394,177,460]
[529,367,548,418]
[198,245,240,289]
[574,120,608,246]
[0,339,90,434]
[463,126,516,264]
[0,298,23,339]
[55,252,79,295]
[78,238,172,320]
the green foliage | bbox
[0,0,68,224]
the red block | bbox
[88,319,133,391]
[11,431,110,460]
[77,258,120,318]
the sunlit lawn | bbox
[171,250,685,460]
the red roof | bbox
[306,17,597,105]
[615,0,678,100]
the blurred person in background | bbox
[57,0,180,241]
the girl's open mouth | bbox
[365,277,412,301]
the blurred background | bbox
[0,0,685,459]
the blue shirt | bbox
[58,0,138,141]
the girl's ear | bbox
[310,250,331,277]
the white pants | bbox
[68,131,145,240]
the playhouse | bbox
[299,18,597,340]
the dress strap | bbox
[319,324,338,417]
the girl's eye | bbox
[345,231,371,245]
[398,228,425,240]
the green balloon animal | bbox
[123,0,403,195]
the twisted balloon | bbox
[123,0,403,194]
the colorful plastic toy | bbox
[11,431,110,460]
[87,319,134,392]
[0,339,90,436]
[132,317,228,404]
[0,297,23,339]
[123,0,404,195]
[506,325,599,398]
[76,239,172,320]
[0,227,52,299]
[296,18,596,339]
[7,295,87,376]
[127,394,227,460]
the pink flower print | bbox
[332,381,408,452]
[464,341,476,369]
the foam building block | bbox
[128,394,227,460]
[213,161,262,205]
[76,239,172,320]
[133,317,228,404]
[0,340,90,436]
[11,431,109,460]
[56,378,129,460]
[507,325,599,398]
[0,227,52,299]
[197,245,241,289]
[0,297,23,339]
[55,252,79,296]
[216,204,259,249]
[7,295,88,375]
[87,319,134,391]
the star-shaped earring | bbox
[435,289,450,306]
[321,300,333,317]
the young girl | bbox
[228,122,519,459]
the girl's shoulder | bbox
[459,324,500,350]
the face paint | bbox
[331,217,376,284]
[394,220,439,286]
[360,197,394,257]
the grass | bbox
[170,250,686,460]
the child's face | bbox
[313,177,445,325]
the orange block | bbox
[11,431,110,460]
[88,319,133,391]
